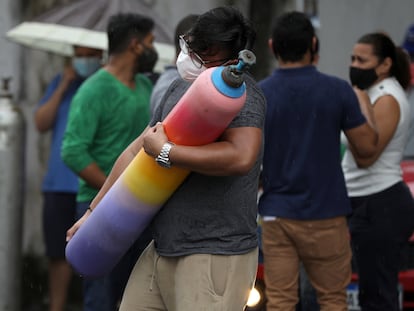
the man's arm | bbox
[89,127,148,208]
[35,66,76,132]
[66,122,261,241]
[61,85,107,189]
[76,163,107,190]
[345,94,399,168]
[66,127,148,241]
[143,123,262,176]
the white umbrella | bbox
[6,22,106,56]
[5,0,175,71]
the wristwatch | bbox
[155,142,174,168]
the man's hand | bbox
[61,64,77,88]
[143,122,168,157]
[66,209,92,242]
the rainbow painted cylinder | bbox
[66,66,247,278]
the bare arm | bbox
[344,88,378,165]
[35,65,77,132]
[354,87,377,130]
[66,124,261,241]
[66,127,148,241]
[77,163,107,190]
[89,128,147,208]
[143,123,262,176]
[346,92,399,168]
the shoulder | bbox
[74,70,109,95]
[245,73,266,104]
[135,73,153,88]
[369,77,408,106]
[152,78,190,123]
[153,69,180,91]
[309,69,351,89]
[44,74,63,91]
[258,71,276,90]
[230,73,266,128]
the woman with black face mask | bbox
[343,32,414,311]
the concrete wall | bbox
[1,0,21,95]
[318,0,414,79]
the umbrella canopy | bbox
[6,22,106,56]
[5,0,175,70]
[29,0,173,43]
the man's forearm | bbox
[89,132,147,210]
[78,162,107,190]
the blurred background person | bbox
[402,23,414,158]
[149,13,199,115]
[343,32,414,311]
[34,45,103,311]
[402,23,414,88]
[137,43,160,85]
[62,13,155,311]
[259,11,378,311]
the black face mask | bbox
[349,66,378,90]
[138,46,158,73]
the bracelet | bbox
[87,206,93,212]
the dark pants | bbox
[77,202,153,311]
[349,181,414,311]
[297,264,319,311]
[43,192,77,259]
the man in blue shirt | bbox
[35,45,102,311]
[258,12,378,311]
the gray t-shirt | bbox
[150,72,266,256]
[149,66,180,116]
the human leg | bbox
[261,219,300,311]
[119,241,167,311]
[154,248,258,311]
[42,192,76,311]
[109,226,153,308]
[48,259,72,311]
[298,263,319,311]
[349,182,414,311]
[297,217,351,311]
[76,202,114,311]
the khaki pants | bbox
[119,241,258,311]
[261,217,351,311]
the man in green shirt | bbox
[61,13,155,311]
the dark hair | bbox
[107,13,154,55]
[187,6,256,59]
[270,11,315,62]
[174,14,199,57]
[358,32,411,90]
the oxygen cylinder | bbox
[66,50,256,278]
[0,78,25,311]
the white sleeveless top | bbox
[342,77,410,197]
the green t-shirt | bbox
[62,69,152,202]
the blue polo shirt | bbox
[37,74,82,193]
[258,66,366,220]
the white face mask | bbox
[176,51,206,82]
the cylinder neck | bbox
[0,78,12,99]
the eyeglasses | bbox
[179,35,229,69]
